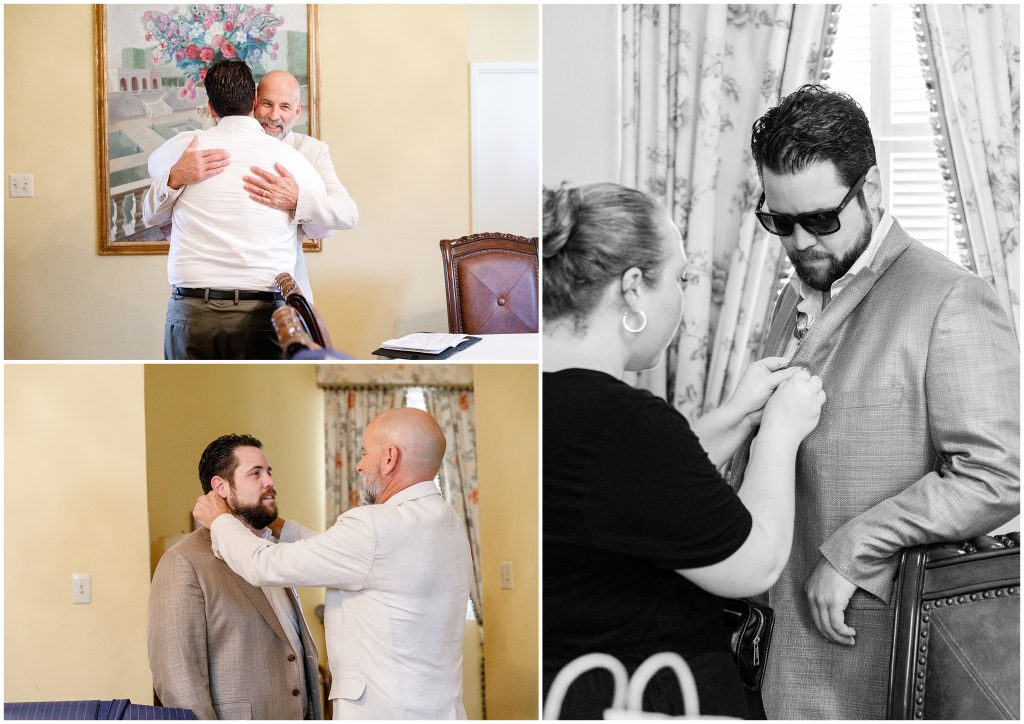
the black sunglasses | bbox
[755,172,868,237]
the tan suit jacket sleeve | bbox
[148,548,217,720]
[820,272,1021,600]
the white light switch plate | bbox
[499,561,514,590]
[9,173,33,198]
[72,573,91,604]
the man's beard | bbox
[358,469,385,506]
[229,491,278,530]
[259,118,292,139]
[789,205,873,292]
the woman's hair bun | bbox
[542,181,577,258]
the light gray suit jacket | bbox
[212,482,472,720]
[148,529,323,720]
[730,221,1019,719]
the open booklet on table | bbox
[373,332,482,359]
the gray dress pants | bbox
[164,292,286,360]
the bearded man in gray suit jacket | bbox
[148,434,323,720]
[730,85,1019,719]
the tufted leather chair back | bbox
[888,533,1019,720]
[440,233,539,334]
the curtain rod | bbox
[318,382,474,391]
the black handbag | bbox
[722,598,774,691]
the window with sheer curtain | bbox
[829,3,959,263]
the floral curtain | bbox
[423,387,483,625]
[917,4,1020,335]
[621,4,837,418]
[324,387,406,524]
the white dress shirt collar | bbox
[385,480,441,506]
[211,114,264,134]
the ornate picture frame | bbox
[94,3,321,255]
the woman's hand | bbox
[762,367,826,443]
[728,356,800,426]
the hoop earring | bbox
[622,310,647,334]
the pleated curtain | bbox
[422,387,484,624]
[323,387,406,523]
[917,4,1020,336]
[621,4,838,417]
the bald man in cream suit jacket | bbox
[194,409,473,720]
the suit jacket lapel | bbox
[728,287,799,490]
[791,221,913,370]
[730,222,913,490]
[201,528,294,650]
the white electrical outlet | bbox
[9,173,33,198]
[499,561,514,590]
[72,573,91,604]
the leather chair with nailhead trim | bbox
[888,533,1019,720]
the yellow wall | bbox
[143,364,328,672]
[4,4,538,360]
[5,365,153,702]
[474,364,539,720]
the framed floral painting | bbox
[94,4,320,254]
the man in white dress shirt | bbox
[141,60,325,359]
[144,70,358,305]
[193,408,473,720]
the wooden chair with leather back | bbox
[887,532,1019,720]
[439,233,539,335]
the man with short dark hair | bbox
[148,434,322,720]
[144,69,358,305]
[142,60,325,360]
[730,84,1019,719]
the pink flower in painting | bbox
[144,33,152,41]
[199,67,208,81]
[185,44,199,60]
[203,15,213,29]
[222,43,237,58]
[224,20,234,33]
[174,48,185,61]
[199,47,214,62]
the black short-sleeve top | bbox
[544,368,753,664]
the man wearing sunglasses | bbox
[729,85,1019,719]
